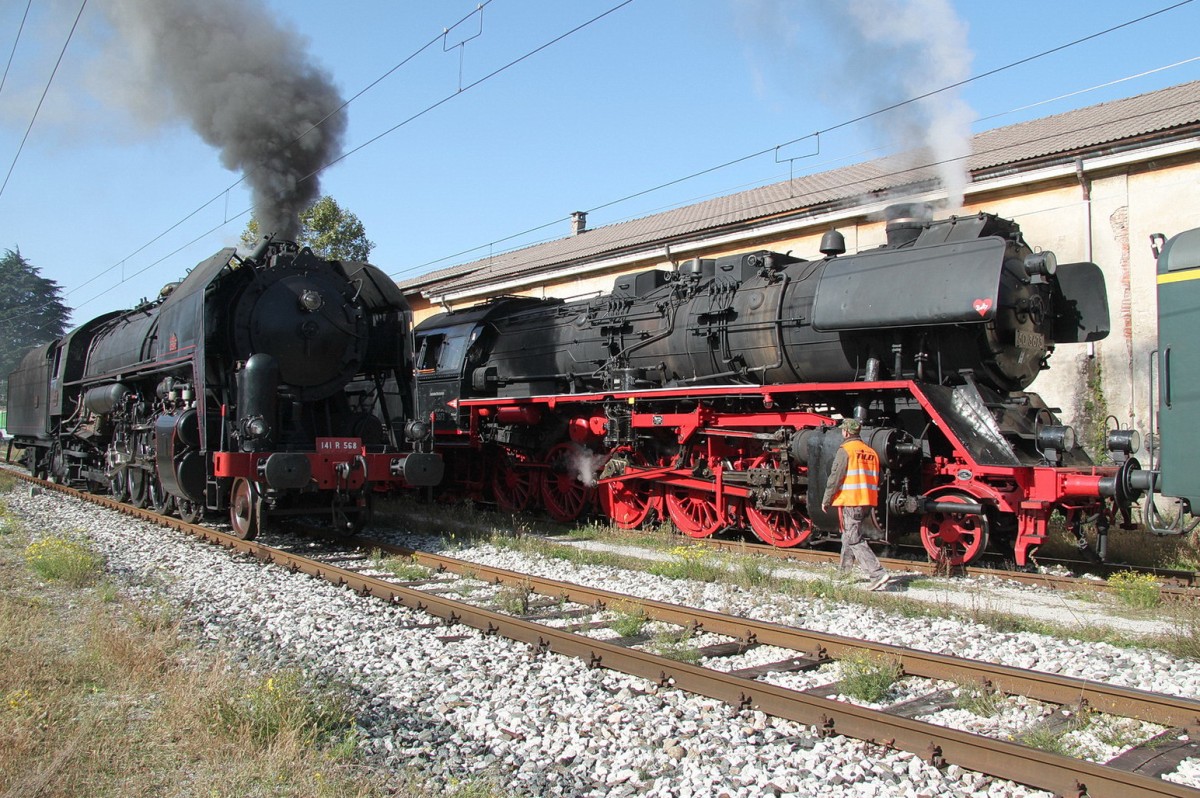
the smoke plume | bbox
[740,0,976,209]
[97,0,346,237]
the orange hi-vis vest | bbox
[832,439,880,507]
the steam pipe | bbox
[887,493,985,517]
[920,498,984,516]
[1075,157,1095,362]
[242,234,275,263]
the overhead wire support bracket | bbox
[444,4,486,92]
[775,133,820,195]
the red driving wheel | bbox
[540,442,596,522]
[492,451,539,513]
[744,454,812,548]
[598,451,658,529]
[665,485,724,538]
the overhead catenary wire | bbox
[0,0,87,200]
[6,0,1196,323]
[408,93,1200,299]
[394,0,1198,279]
[62,0,637,317]
[0,0,34,96]
[61,0,499,304]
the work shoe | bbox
[867,574,891,591]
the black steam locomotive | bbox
[414,209,1142,566]
[7,240,441,538]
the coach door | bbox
[1154,228,1200,508]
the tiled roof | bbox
[968,80,1200,170]
[404,80,1200,297]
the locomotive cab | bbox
[413,296,557,435]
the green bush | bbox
[838,650,902,703]
[955,681,1004,717]
[207,669,352,749]
[24,536,104,586]
[1107,571,1162,609]
[650,626,701,664]
[609,600,649,637]
[495,581,533,615]
[648,545,724,582]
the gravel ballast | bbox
[8,486,1199,797]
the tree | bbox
[241,196,375,261]
[0,248,71,405]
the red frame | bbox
[212,448,421,492]
[452,379,1118,565]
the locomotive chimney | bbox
[571,211,588,236]
[884,202,932,248]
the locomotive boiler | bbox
[414,208,1142,566]
[7,240,441,538]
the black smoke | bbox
[100,0,346,237]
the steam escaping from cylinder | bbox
[567,445,610,489]
[97,0,346,238]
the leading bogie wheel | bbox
[229,478,264,540]
[177,498,205,525]
[919,491,990,566]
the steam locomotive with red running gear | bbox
[413,206,1151,567]
[6,239,442,539]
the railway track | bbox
[694,537,1200,600]
[9,469,1200,797]
[378,499,1200,603]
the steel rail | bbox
[354,534,1200,728]
[11,471,1200,797]
[375,499,1200,600]
[690,536,1200,597]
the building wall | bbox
[406,151,1200,453]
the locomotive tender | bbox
[7,240,441,538]
[414,207,1146,566]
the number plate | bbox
[1015,330,1045,351]
[316,437,363,453]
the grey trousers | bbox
[839,505,885,580]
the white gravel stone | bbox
[10,485,1197,796]
[1166,757,1200,788]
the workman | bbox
[821,418,891,591]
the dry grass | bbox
[1037,515,1200,570]
[0,559,387,798]
[0,482,507,798]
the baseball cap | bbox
[840,418,862,433]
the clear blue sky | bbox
[1,0,1198,327]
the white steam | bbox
[739,0,976,209]
[566,444,609,488]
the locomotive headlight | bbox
[1106,428,1141,455]
[1037,425,1076,453]
[299,289,324,312]
[1023,251,1058,278]
[246,417,268,438]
